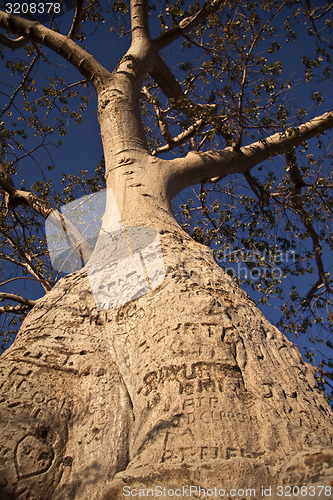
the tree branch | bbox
[0,165,53,218]
[0,32,27,49]
[0,304,31,315]
[0,11,111,89]
[0,293,36,308]
[199,182,219,232]
[233,1,289,150]
[149,54,232,144]
[243,171,270,207]
[142,86,173,142]
[152,119,205,155]
[166,111,333,197]
[0,52,40,118]
[149,54,212,114]
[142,83,207,153]
[152,0,224,50]
[68,0,85,40]
[130,0,150,42]
[0,175,93,266]
[0,227,53,292]
[0,250,51,292]
[285,149,332,297]
[305,277,329,304]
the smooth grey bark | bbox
[1,2,333,499]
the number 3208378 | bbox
[5,3,61,15]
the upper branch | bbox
[166,111,333,198]
[130,0,150,43]
[153,0,225,50]
[149,54,232,144]
[68,0,85,40]
[0,11,111,89]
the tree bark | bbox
[0,219,332,499]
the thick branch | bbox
[0,11,111,89]
[130,0,150,42]
[0,293,36,308]
[166,111,333,198]
[153,0,224,50]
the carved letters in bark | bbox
[0,232,332,499]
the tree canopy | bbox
[0,0,332,400]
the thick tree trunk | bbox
[0,220,333,500]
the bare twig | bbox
[0,230,52,292]
[0,53,40,118]
[153,0,225,50]
[0,33,27,49]
[199,182,219,232]
[243,171,270,207]
[285,149,332,298]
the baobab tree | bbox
[0,1,332,499]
